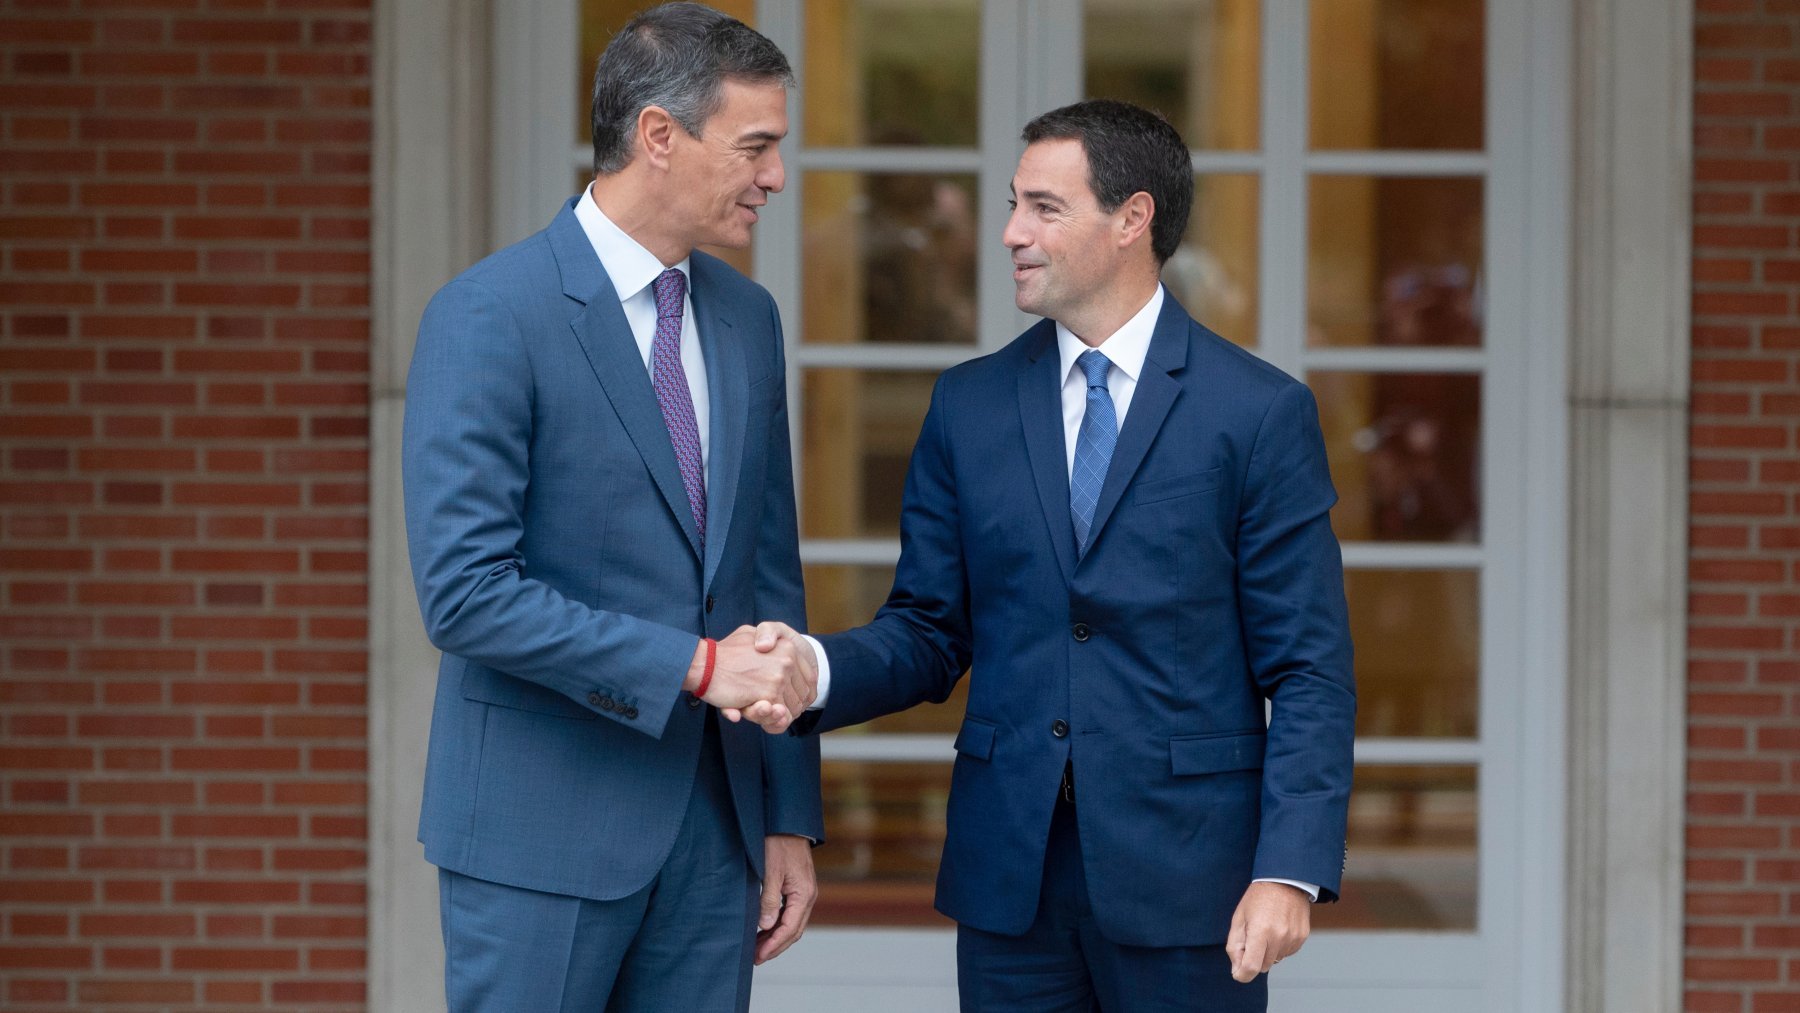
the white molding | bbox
[369,0,487,1009]
[1566,0,1692,1010]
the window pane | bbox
[802,172,979,347]
[813,761,953,926]
[1313,764,1478,930]
[1085,0,1260,151]
[1308,0,1484,151]
[801,369,936,539]
[1310,371,1480,542]
[803,0,980,148]
[1348,569,1478,738]
[1308,176,1483,348]
[578,0,758,145]
[1166,174,1258,348]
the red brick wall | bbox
[1,3,370,1008]
[1689,2,1800,1010]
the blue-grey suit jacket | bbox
[403,198,823,901]
[799,294,1354,947]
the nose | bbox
[758,146,786,195]
[1002,204,1030,251]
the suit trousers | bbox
[438,710,759,1012]
[956,792,1268,1013]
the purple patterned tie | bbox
[651,268,706,547]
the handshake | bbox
[683,622,817,734]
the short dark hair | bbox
[1021,100,1193,264]
[590,3,794,175]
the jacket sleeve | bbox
[1236,380,1357,901]
[402,278,698,739]
[752,296,825,841]
[797,374,974,736]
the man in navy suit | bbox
[402,5,821,1010]
[757,100,1356,1011]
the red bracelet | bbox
[694,637,717,699]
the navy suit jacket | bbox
[802,294,1354,947]
[403,198,822,901]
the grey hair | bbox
[590,2,793,176]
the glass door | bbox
[556,3,1563,1008]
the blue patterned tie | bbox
[1069,349,1117,555]
[651,268,706,548]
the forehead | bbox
[704,78,789,137]
[1011,139,1092,199]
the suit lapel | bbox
[551,202,704,562]
[1016,322,1077,585]
[692,259,746,590]
[1081,295,1191,556]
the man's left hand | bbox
[755,834,817,964]
[1226,880,1311,982]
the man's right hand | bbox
[686,626,816,733]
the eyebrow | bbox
[1016,188,1066,205]
[737,130,785,144]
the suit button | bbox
[600,696,616,712]
[687,695,704,709]
[705,595,716,614]
[587,692,602,707]
[625,707,639,719]
[1071,623,1090,642]
[1051,719,1069,738]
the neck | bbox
[1061,271,1161,348]
[588,173,690,267]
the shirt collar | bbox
[1055,285,1164,386]
[574,183,691,303]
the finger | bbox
[755,890,804,963]
[1226,907,1249,982]
[722,707,743,723]
[1237,927,1268,984]
[758,873,783,934]
[754,621,787,651]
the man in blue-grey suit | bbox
[757,100,1356,1011]
[402,5,822,1010]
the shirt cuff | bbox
[1253,877,1320,902]
[800,634,831,711]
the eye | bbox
[1006,199,1018,210]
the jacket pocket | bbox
[953,716,997,761]
[460,662,597,721]
[1169,730,1265,775]
[1130,466,1222,505]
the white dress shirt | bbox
[574,184,710,468]
[806,284,1317,901]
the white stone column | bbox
[1566,0,1693,1010]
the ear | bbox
[1116,191,1156,251]
[635,105,679,170]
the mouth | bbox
[738,203,762,223]
[1012,263,1042,282]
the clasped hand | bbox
[689,623,816,733]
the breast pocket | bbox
[1129,466,1222,506]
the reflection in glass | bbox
[1308,176,1483,348]
[1085,0,1260,151]
[577,0,757,144]
[1309,0,1484,151]
[1347,569,1477,738]
[803,173,978,347]
[1165,174,1258,347]
[804,0,979,148]
[814,761,954,926]
[1310,372,1480,542]
[1313,765,1477,930]
[801,369,936,540]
